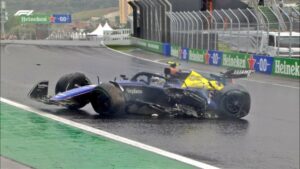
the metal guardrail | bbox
[47,31,88,40]
[103,29,132,45]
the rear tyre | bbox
[55,72,91,110]
[217,84,251,119]
[90,83,125,116]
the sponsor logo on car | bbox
[126,88,143,94]
[233,70,255,76]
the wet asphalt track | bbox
[1,41,299,169]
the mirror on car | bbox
[120,74,128,80]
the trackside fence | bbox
[132,37,300,78]
[103,29,132,45]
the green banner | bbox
[146,40,163,53]
[134,38,147,49]
[189,49,206,63]
[20,15,50,24]
[133,38,162,54]
[171,45,180,58]
[222,52,250,69]
[272,57,300,78]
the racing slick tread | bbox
[55,72,91,110]
[90,83,125,116]
[217,84,251,118]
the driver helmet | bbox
[151,76,160,83]
[170,63,177,68]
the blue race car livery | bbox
[29,69,252,119]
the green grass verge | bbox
[107,45,138,52]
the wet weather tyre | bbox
[90,83,125,116]
[55,72,91,110]
[217,84,250,119]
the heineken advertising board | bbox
[189,49,206,63]
[222,52,249,69]
[171,45,180,58]
[180,48,189,61]
[146,40,163,54]
[132,38,300,78]
[20,15,50,24]
[134,38,147,49]
[273,57,300,78]
[253,55,274,74]
[208,50,222,66]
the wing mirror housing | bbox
[120,74,128,80]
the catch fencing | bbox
[166,6,300,57]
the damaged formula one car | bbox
[29,69,253,119]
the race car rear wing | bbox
[209,69,254,85]
[221,69,255,79]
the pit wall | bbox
[131,38,300,78]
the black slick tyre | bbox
[90,83,125,116]
[217,84,251,119]
[55,72,91,110]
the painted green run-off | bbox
[0,103,196,169]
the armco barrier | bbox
[131,38,299,78]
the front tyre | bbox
[217,84,251,119]
[55,72,91,110]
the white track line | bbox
[103,43,299,90]
[0,97,220,169]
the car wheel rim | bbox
[225,95,242,114]
[96,93,111,112]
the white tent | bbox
[87,23,103,37]
[103,22,113,31]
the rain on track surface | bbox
[1,41,299,169]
